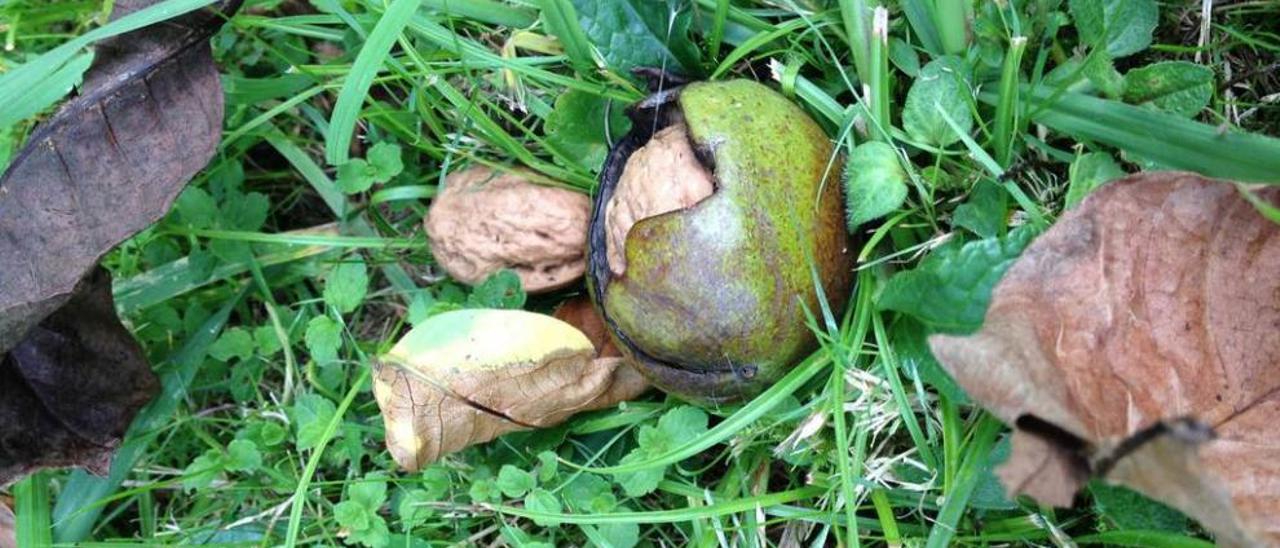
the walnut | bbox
[425,167,589,293]
[605,121,715,276]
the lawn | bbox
[1,0,1279,546]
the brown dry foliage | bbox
[931,172,1280,547]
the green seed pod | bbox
[588,79,853,404]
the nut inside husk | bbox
[605,120,715,276]
[587,79,853,404]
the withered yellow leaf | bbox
[373,309,648,470]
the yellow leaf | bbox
[373,309,648,470]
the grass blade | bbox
[51,294,242,542]
[323,0,419,165]
[536,0,595,76]
[14,472,52,548]
[1013,87,1280,183]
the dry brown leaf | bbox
[424,167,590,293]
[0,496,12,548]
[930,172,1280,546]
[552,295,621,358]
[372,309,648,470]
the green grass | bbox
[2,0,1278,546]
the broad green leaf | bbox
[367,142,404,181]
[1091,482,1189,532]
[952,179,1006,238]
[209,327,256,362]
[523,489,563,527]
[497,465,536,498]
[1068,0,1158,58]
[466,269,526,309]
[878,226,1040,333]
[888,37,920,77]
[225,440,262,472]
[890,319,967,404]
[615,451,665,497]
[325,259,369,314]
[181,450,224,491]
[305,316,342,365]
[350,474,389,510]
[1065,152,1126,209]
[844,141,909,229]
[334,501,370,531]
[545,90,631,172]
[337,159,377,194]
[902,57,972,147]
[657,406,709,445]
[294,393,339,450]
[1122,61,1214,118]
[397,490,435,530]
[570,0,701,77]
[1083,52,1124,99]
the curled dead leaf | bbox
[552,295,621,358]
[0,0,237,485]
[929,172,1280,546]
[372,309,648,470]
[424,167,590,293]
[0,495,12,548]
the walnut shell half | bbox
[425,167,589,293]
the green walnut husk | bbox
[587,79,853,404]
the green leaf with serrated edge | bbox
[496,465,536,498]
[878,226,1040,333]
[545,90,631,172]
[569,0,701,77]
[466,269,526,309]
[1069,0,1158,58]
[209,327,255,362]
[397,490,434,530]
[523,489,563,527]
[1064,0,1157,57]
[952,179,1006,238]
[305,316,342,365]
[337,159,377,194]
[293,393,338,450]
[844,141,909,229]
[1091,481,1189,532]
[1065,152,1126,209]
[225,439,261,472]
[1122,61,1214,118]
[349,474,388,510]
[902,57,972,147]
[367,142,404,181]
[324,259,369,314]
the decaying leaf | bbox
[0,0,239,485]
[0,0,237,350]
[930,172,1280,546]
[373,309,649,470]
[551,295,621,358]
[0,268,156,485]
[0,495,12,548]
